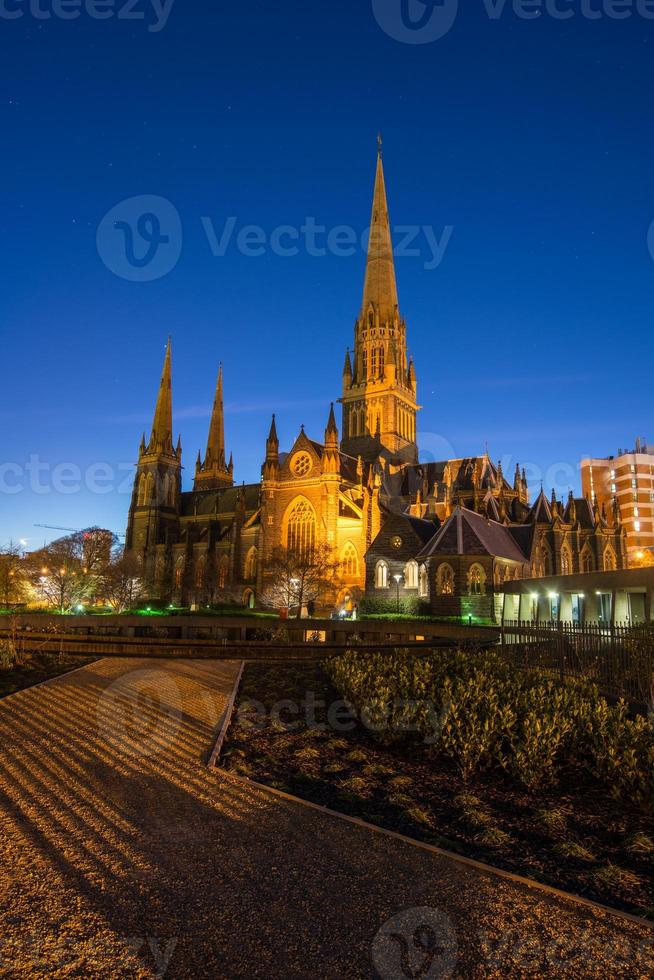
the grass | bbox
[554,840,596,863]
[626,832,654,857]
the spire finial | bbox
[377,131,383,157]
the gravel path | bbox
[0,658,652,979]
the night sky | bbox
[2,1,654,546]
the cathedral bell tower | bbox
[339,137,419,465]
[126,339,182,558]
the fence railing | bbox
[501,620,654,705]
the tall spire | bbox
[361,139,399,325]
[148,338,174,455]
[194,362,233,490]
[204,364,226,470]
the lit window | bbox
[375,560,389,589]
[404,560,419,588]
[634,521,641,532]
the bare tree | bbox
[0,541,30,609]
[26,529,115,612]
[101,548,145,613]
[262,544,342,618]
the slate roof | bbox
[564,497,596,529]
[180,483,260,518]
[417,506,528,563]
[398,458,513,499]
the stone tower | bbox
[194,364,234,491]
[340,138,419,465]
[125,339,181,562]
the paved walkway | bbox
[0,659,652,979]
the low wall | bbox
[0,612,499,658]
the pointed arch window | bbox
[437,563,455,596]
[375,560,389,589]
[245,547,258,581]
[342,543,359,578]
[286,498,316,559]
[581,548,594,574]
[137,474,148,507]
[560,546,573,576]
[419,564,429,598]
[468,563,486,596]
[603,546,617,572]
[404,560,419,589]
[217,554,229,588]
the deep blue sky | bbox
[2,0,654,546]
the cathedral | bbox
[125,144,627,617]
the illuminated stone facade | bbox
[125,145,627,614]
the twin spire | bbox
[143,340,233,488]
[195,363,234,489]
[145,338,178,458]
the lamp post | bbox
[393,573,402,614]
[290,577,301,619]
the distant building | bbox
[581,439,654,563]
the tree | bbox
[101,548,145,612]
[0,542,30,609]
[26,528,116,612]
[262,544,342,618]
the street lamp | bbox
[393,573,403,614]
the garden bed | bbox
[0,651,96,699]
[221,659,654,919]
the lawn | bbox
[221,659,654,919]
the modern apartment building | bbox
[581,438,654,563]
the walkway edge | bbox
[207,660,244,768]
[218,768,654,931]
[0,658,103,704]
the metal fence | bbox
[501,620,654,706]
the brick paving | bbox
[0,657,652,979]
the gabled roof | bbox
[528,489,553,524]
[564,496,596,529]
[417,506,528,563]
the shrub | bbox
[325,647,654,807]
